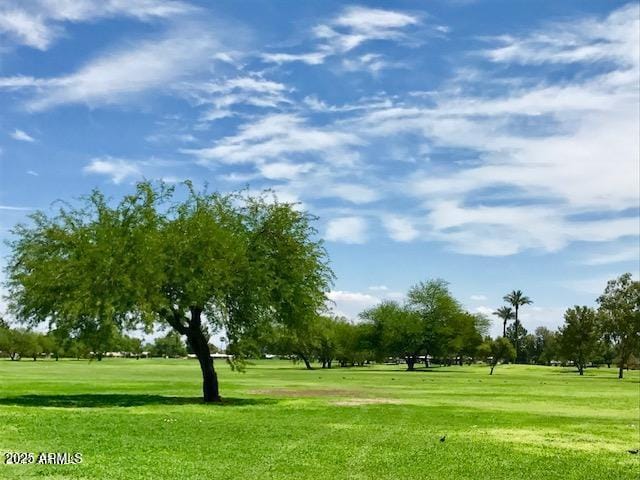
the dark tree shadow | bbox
[0,394,279,408]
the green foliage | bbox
[0,328,43,360]
[534,327,560,365]
[559,306,600,375]
[493,306,515,336]
[360,280,487,369]
[487,337,516,374]
[503,290,533,310]
[597,273,640,378]
[5,181,333,398]
[505,322,527,351]
[334,319,375,366]
[361,301,422,369]
[149,331,187,358]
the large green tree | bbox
[406,279,465,366]
[559,306,600,375]
[503,290,532,362]
[597,273,640,379]
[485,337,516,375]
[361,301,422,370]
[6,181,332,401]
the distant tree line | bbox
[2,273,637,379]
[0,322,211,361]
[0,321,144,361]
[239,274,639,378]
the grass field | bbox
[0,359,638,479]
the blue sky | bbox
[0,0,638,336]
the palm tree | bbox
[503,290,533,362]
[493,306,515,337]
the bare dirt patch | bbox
[248,388,363,398]
[248,388,403,406]
[331,398,403,406]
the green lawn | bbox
[0,359,638,479]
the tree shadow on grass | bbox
[0,394,279,408]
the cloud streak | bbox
[262,6,421,67]
[0,0,195,50]
[0,24,225,111]
[10,128,35,142]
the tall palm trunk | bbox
[514,305,519,363]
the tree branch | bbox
[164,308,188,335]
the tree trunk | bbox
[184,308,220,403]
[164,307,220,403]
[299,354,313,370]
[503,320,507,337]
[327,360,332,369]
[490,362,496,375]
[406,356,415,371]
[514,305,519,363]
[618,348,630,379]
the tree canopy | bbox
[559,306,600,375]
[5,181,333,401]
[597,273,640,379]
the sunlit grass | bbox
[0,359,638,479]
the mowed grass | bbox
[0,359,638,480]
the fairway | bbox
[0,360,638,479]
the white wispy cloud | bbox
[561,274,620,296]
[326,184,380,204]
[336,4,640,254]
[382,215,419,242]
[181,75,291,121]
[257,161,313,180]
[315,6,419,53]
[262,6,420,67]
[0,25,222,110]
[368,285,388,291]
[201,3,638,254]
[327,290,380,319]
[484,4,638,68]
[327,288,406,319]
[0,0,195,50]
[9,128,35,142]
[183,113,362,165]
[262,52,328,66]
[0,204,33,211]
[470,294,487,301]
[580,245,640,266]
[325,216,368,244]
[83,157,142,184]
